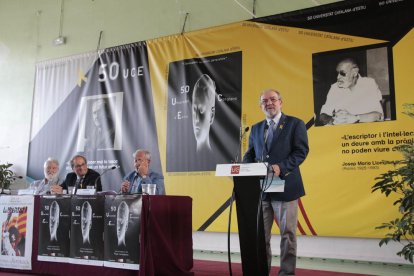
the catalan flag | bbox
[17,207,28,237]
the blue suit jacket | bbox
[243,113,309,201]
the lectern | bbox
[216,163,268,276]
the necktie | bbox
[76,177,84,189]
[266,120,275,150]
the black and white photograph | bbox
[312,44,395,126]
[77,93,124,152]
[69,196,104,265]
[38,196,71,261]
[166,51,242,172]
[104,195,142,270]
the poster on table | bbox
[103,195,142,270]
[69,196,104,266]
[0,195,34,270]
[37,195,71,262]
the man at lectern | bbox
[243,89,309,275]
[120,149,165,195]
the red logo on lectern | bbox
[231,165,240,174]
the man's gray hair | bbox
[133,149,151,161]
[44,157,59,168]
[259,89,283,102]
[338,58,359,69]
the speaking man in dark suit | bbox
[60,155,102,193]
[243,89,309,275]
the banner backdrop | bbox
[28,42,162,192]
[0,196,34,270]
[28,0,413,238]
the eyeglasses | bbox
[74,163,86,169]
[337,70,348,77]
[260,98,280,105]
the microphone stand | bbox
[233,127,250,163]
[94,165,118,191]
[257,123,270,276]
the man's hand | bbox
[121,180,130,193]
[271,164,281,176]
[138,161,149,177]
[50,185,63,194]
[333,109,359,125]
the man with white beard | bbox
[31,158,62,195]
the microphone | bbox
[94,165,119,190]
[233,126,250,163]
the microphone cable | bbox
[140,189,152,273]
[227,188,235,276]
[256,169,270,276]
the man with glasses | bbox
[120,149,165,195]
[320,58,384,125]
[243,89,309,275]
[60,155,102,193]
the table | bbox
[0,195,194,276]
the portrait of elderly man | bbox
[85,98,116,150]
[81,201,92,245]
[30,157,62,195]
[319,58,384,125]
[116,201,129,247]
[49,201,60,242]
[191,74,216,154]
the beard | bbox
[46,172,59,183]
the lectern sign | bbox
[215,163,267,177]
[231,165,240,174]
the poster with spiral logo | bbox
[103,195,142,270]
[37,196,71,263]
[69,196,104,266]
[0,196,34,270]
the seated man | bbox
[60,155,102,193]
[30,157,61,195]
[120,149,165,195]
[320,58,384,125]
